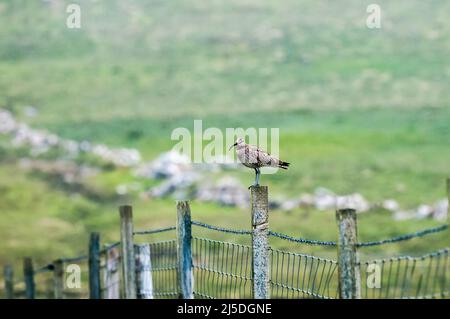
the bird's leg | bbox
[249,168,261,189]
[255,167,261,186]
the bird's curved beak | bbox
[229,143,237,151]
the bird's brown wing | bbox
[247,144,280,167]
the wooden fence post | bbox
[120,205,137,299]
[176,201,194,299]
[447,178,450,245]
[250,186,270,299]
[89,232,101,299]
[103,247,120,299]
[336,208,361,299]
[23,257,35,299]
[135,244,154,299]
[447,178,449,221]
[53,259,64,299]
[3,264,14,299]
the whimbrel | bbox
[229,138,290,188]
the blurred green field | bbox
[0,0,449,289]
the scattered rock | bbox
[197,177,249,208]
[0,110,17,134]
[415,204,434,219]
[115,182,141,196]
[432,199,448,221]
[280,199,301,211]
[314,187,336,210]
[135,151,191,179]
[147,171,200,198]
[19,158,98,183]
[393,210,414,221]
[382,199,400,212]
[92,144,140,167]
[0,108,141,167]
[298,193,314,208]
[336,193,370,212]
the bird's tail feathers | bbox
[278,161,290,169]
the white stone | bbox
[432,199,448,221]
[415,205,433,219]
[393,210,414,221]
[382,199,400,212]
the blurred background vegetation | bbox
[0,0,449,285]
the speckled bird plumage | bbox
[230,138,290,187]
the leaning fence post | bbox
[89,232,101,299]
[103,246,120,299]
[23,257,35,299]
[250,186,270,299]
[53,259,64,299]
[120,205,137,299]
[176,201,194,299]
[4,264,14,299]
[135,244,154,299]
[336,208,361,299]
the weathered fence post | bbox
[176,201,194,299]
[89,232,101,299]
[135,244,154,299]
[447,178,450,221]
[4,264,14,299]
[23,257,35,299]
[120,205,137,299]
[53,259,64,299]
[250,186,270,299]
[336,208,361,299]
[103,247,120,299]
[447,178,450,245]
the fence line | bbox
[192,221,252,235]
[2,180,449,299]
[269,248,339,299]
[192,220,448,247]
[360,248,449,299]
[356,224,448,247]
[192,237,253,299]
[134,226,176,236]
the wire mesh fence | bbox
[359,248,449,299]
[133,226,178,298]
[2,202,449,300]
[269,248,339,299]
[146,239,178,298]
[192,237,253,299]
[12,280,26,299]
[33,265,54,299]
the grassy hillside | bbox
[0,0,449,286]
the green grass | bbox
[0,0,449,291]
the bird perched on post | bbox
[229,137,290,188]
